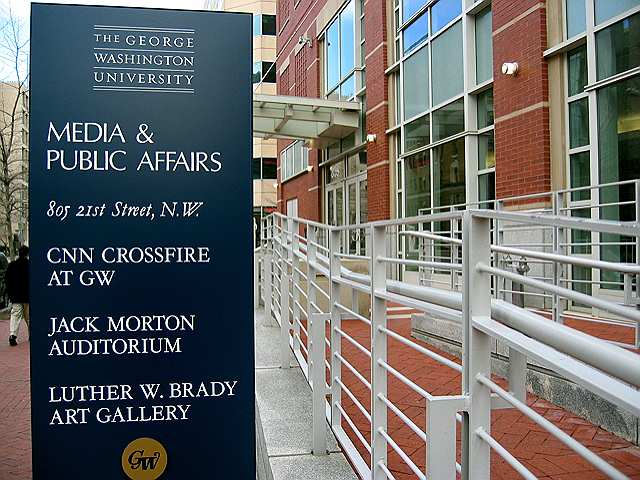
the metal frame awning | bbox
[253,94,361,148]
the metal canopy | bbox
[253,94,361,147]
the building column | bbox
[492,0,551,201]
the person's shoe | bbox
[8,335,17,346]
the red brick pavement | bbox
[0,312,32,480]
[331,318,640,480]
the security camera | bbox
[298,35,312,47]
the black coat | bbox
[6,257,29,303]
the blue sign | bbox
[29,4,254,478]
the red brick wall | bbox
[364,0,391,221]
[493,0,551,199]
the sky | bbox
[0,0,208,79]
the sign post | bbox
[29,4,255,478]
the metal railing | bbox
[255,187,640,480]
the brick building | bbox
[273,0,639,258]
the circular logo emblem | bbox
[122,437,168,480]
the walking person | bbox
[7,246,29,346]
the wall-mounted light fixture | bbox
[366,133,377,143]
[272,182,278,189]
[501,62,519,76]
[306,165,313,172]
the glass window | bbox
[282,141,309,181]
[478,171,495,205]
[569,98,589,148]
[327,21,340,90]
[565,0,586,37]
[597,76,640,286]
[432,98,464,142]
[403,0,426,22]
[569,151,590,201]
[475,7,493,84]
[340,1,356,77]
[262,62,276,83]
[253,14,261,35]
[252,157,262,179]
[326,0,356,97]
[595,0,640,25]
[404,115,430,151]
[432,21,463,105]
[252,62,262,83]
[403,12,429,53]
[263,157,277,179]
[433,137,465,207]
[568,45,587,96]
[262,14,277,35]
[596,13,640,81]
[403,46,429,119]
[341,74,355,99]
[405,150,431,217]
[571,208,592,255]
[477,89,494,128]
[478,132,495,170]
[431,0,461,33]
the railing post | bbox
[426,399,459,479]
[307,226,327,455]
[495,200,506,302]
[280,217,291,369]
[552,191,566,324]
[291,219,301,356]
[370,224,388,479]
[329,228,342,433]
[635,180,640,348]
[462,211,492,479]
[264,246,273,327]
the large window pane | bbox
[432,21,463,105]
[569,151,590,201]
[340,1,355,77]
[262,62,276,83]
[341,74,355,99]
[433,137,465,207]
[403,12,429,53]
[596,13,640,80]
[478,132,495,170]
[477,88,494,128]
[263,157,277,179]
[597,76,640,287]
[403,46,429,119]
[475,7,493,84]
[403,0,427,22]
[569,98,589,148]
[432,98,464,141]
[478,171,495,205]
[405,150,431,217]
[568,45,587,96]
[595,0,640,24]
[432,0,462,33]
[327,21,340,90]
[262,15,277,35]
[404,115,430,151]
[565,0,586,37]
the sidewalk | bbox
[255,308,357,480]
[0,312,31,480]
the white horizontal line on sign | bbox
[94,25,195,33]
[94,47,195,54]
[93,86,195,94]
[93,66,195,73]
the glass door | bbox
[346,175,367,255]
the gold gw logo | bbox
[122,437,168,480]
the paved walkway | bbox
[255,309,357,480]
[332,317,640,480]
[0,312,31,480]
